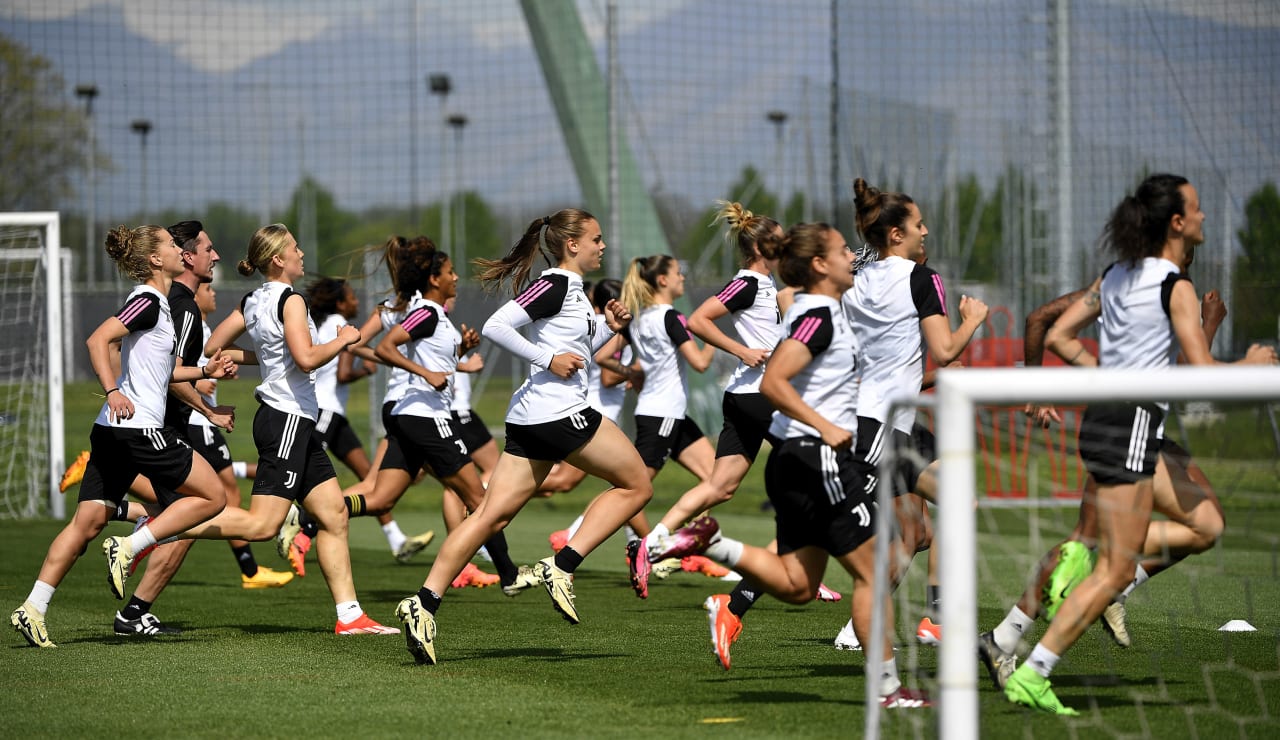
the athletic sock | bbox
[926,585,941,618]
[336,601,362,624]
[727,579,761,618]
[120,595,151,621]
[231,461,248,478]
[27,581,55,615]
[993,606,1035,654]
[484,532,519,584]
[554,545,585,574]
[879,657,902,696]
[232,545,259,577]
[1118,563,1149,602]
[418,587,443,615]
[343,494,367,517]
[1026,643,1060,678]
[298,508,319,537]
[703,534,744,569]
[127,525,157,555]
[643,523,671,558]
[382,521,407,552]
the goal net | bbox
[0,213,66,520]
[862,366,1280,739]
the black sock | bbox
[298,508,320,537]
[232,545,258,577]
[484,532,519,585]
[114,502,131,522]
[926,585,941,618]
[418,587,442,615]
[121,595,151,620]
[554,546,585,574]
[728,579,761,618]
[343,494,366,518]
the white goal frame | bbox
[0,212,65,519]
[906,366,1280,739]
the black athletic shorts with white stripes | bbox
[853,416,936,497]
[715,391,777,462]
[452,408,494,455]
[634,414,704,471]
[504,407,602,462]
[78,423,192,508]
[186,423,233,474]
[250,404,336,501]
[1078,402,1164,485]
[382,414,471,479]
[763,436,877,557]
[314,409,363,459]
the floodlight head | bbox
[766,110,788,126]
[75,84,99,100]
[428,74,452,96]
[447,114,468,129]
[131,119,152,136]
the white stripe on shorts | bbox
[820,444,845,505]
[1125,407,1151,472]
[277,414,300,459]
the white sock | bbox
[993,606,1035,654]
[27,581,56,615]
[1027,643,1060,678]
[127,525,157,555]
[879,657,902,696]
[232,461,248,478]
[702,534,744,568]
[624,525,639,544]
[644,523,671,557]
[1118,564,1149,602]
[336,600,362,624]
[566,515,585,541]
[382,521,407,552]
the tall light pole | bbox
[428,73,452,248]
[447,113,468,275]
[131,119,152,222]
[75,84,98,283]
[766,110,789,204]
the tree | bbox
[278,176,358,276]
[0,36,102,210]
[1234,182,1280,345]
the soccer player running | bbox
[179,223,399,635]
[1002,174,1277,715]
[11,224,236,647]
[980,234,1235,689]
[394,208,649,665]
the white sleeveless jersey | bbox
[242,280,319,420]
[629,303,694,419]
[1099,258,1186,371]
[767,292,860,441]
[379,294,415,405]
[484,268,602,425]
[715,270,782,395]
[586,313,629,422]
[392,296,460,419]
[95,285,176,429]
[844,256,947,433]
[314,313,350,414]
[189,319,217,428]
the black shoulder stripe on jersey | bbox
[116,293,160,333]
[787,305,834,355]
[514,272,570,322]
[1160,272,1191,318]
[909,263,946,318]
[664,309,692,347]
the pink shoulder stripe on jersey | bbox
[117,295,154,325]
[791,315,822,343]
[716,278,748,303]
[515,279,553,307]
[931,274,948,315]
[401,306,435,331]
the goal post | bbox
[0,212,65,520]
[924,365,1280,739]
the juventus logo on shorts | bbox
[569,412,588,430]
[284,471,298,489]
[851,502,871,528]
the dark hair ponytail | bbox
[1100,173,1190,265]
[474,208,595,296]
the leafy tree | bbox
[1234,182,1280,345]
[278,176,358,276]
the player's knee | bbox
[1190,513,1224,553]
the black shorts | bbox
[78,424,192,508]
[452,408,494,455]
[504,407,602,462]
[853,416,935,497]
[383,414,471,479]
[187,423,233,473]
[1078,402,1164,485]
[634,414,704,471]
[250,405,336,501]
[315,410,364,459]
[1158,436,1192,469]
[381,401,400,439]
[763,436,877,557]
[715,392,776,461]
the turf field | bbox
[2,380,1277,737]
